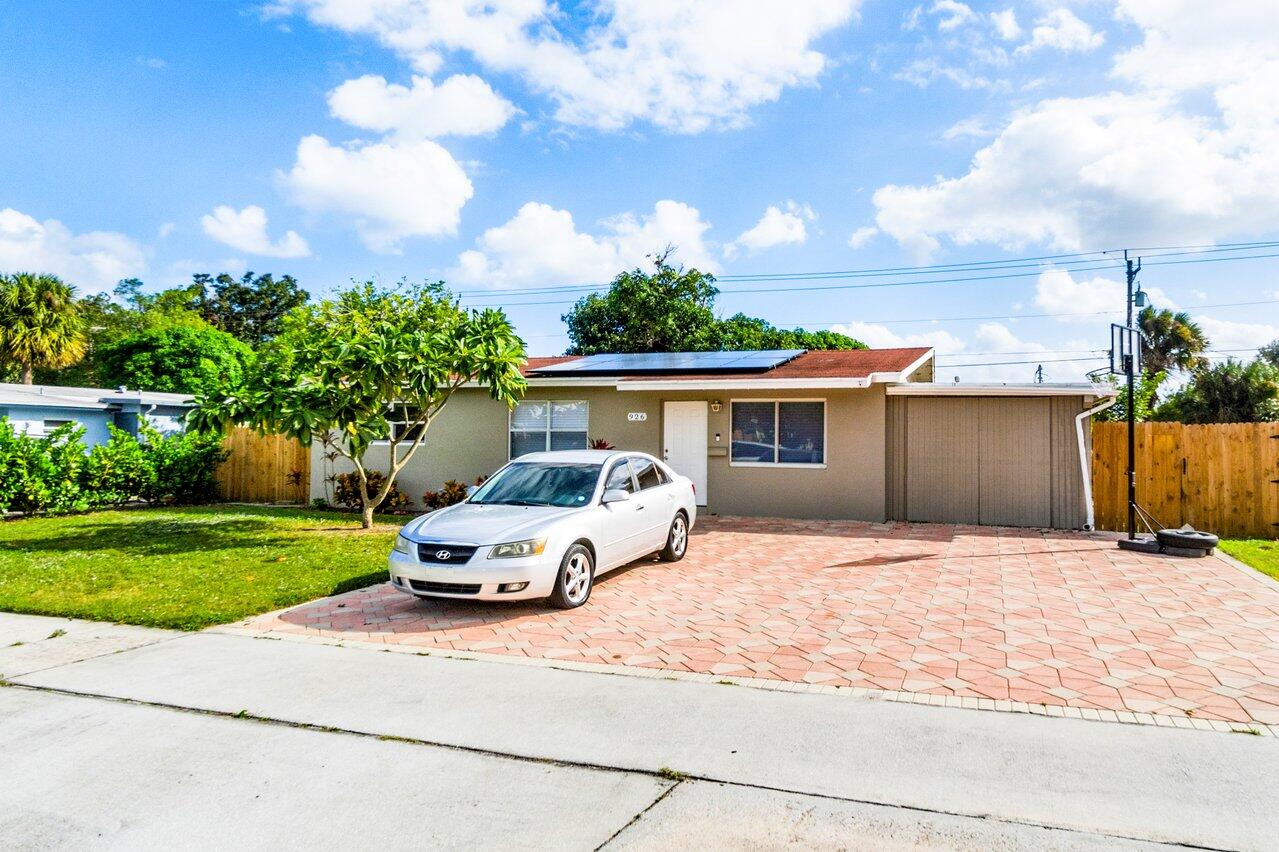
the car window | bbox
[604,460,637,493]
[468,462,602,507]
[631,457,664,490]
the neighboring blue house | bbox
[0,383,193,447]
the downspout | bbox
[1075,395,1117,531]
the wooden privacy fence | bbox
[216,427,310,504]
[1092,421,1279,539]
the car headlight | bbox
[393,534,414,555]
[488,538,547,559]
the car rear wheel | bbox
[659,512,689,562]
[549,544,594,609]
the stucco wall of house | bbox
[4,405,113,446]
[312,384,889,521]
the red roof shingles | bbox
[522,348,931,381]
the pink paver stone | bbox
[235,517,1279,725]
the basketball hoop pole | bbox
[1124,249,1141,541]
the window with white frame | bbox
[730,401,825,465]
[510,400,588,457]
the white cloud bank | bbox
[279,135,472,253]
[327,74,515,138]
[0,208,146,292]
[451,200,717,288]
[1016,9,1103,55]
[273,0,859,133]
[726,201,814,256]
[200,205,310,258]
[874,0,1279,257]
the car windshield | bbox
[468,462,602,508]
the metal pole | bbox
[1125,250,1137,540]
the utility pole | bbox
[1034,364,1044,384]
[1124,249,1142,541]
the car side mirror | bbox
[465,485,479,497]
[601,489,631,505]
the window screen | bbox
[730,401,824,465]
[510,400,589,457]
[730,402,777,463]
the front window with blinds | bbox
[510,400,589,457]
[730,401,825,466]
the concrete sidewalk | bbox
[5,613,1277,850]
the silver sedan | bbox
[388,450,697,608]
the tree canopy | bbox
[563,252,864,355]
[194,271,309,345]
[1138,307,1209,378]
[189,281,527,527]
[97,325,253,394]
[0,273,87,384]
[1153,359,1279,423]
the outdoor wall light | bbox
[710,400,722,412]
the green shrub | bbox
[137,424,229,505]
[0,417,229,516]
[82,425,154,505]
[422,479,470,511]
[333,470,409,512]
[0,420,90,515]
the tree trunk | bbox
[361,502,375,530]
[21,363,33,385]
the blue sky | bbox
[2,0,1277,381]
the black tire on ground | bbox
[548,544,594,609]
[659,512,689,562]
[1156,528,1220,550]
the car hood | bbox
[404,502,582,545]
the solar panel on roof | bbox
[529,349,805,376]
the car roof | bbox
[513,449,636,465]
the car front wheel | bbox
[549,544,594,609]
[659,512,689,562]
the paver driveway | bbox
[232,517,1279,726]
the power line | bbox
[460,250,1279,308]
[516,297,1279,338]
[452,239,1279,298]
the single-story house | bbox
[0,383,192,446]
[312,347,1117,529]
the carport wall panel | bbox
[312,385,889,522]
[885,395,1092,529]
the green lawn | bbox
[0,506,400,630]
[1220,539,1279,582]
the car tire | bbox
[1156,528,1219,550]
[659,512,689,562]
[548,544,594,609]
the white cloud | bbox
[451,200,717,288]
[0,208,146,293]
[1033,268,1172,322]
[327,73,515,138]
[279,134,472,253]
[942,116,993,139]
[727,201,813,256]
[832,321,965,354]
[847,226,879,248]
[989,8,1021,41]
[274,0,859,133]
[931,0,977,32]
[1016,9,1103,55]
[157,222,176,238]
[200,205,311,258]
[1198,316,1278,355]
[895,58,995,90]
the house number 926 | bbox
[627,412,647,422]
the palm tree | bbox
[0,273,88,384]
[1138,306,1209,376]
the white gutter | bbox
[1075,396,1117,531]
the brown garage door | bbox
[890,396,1061,528]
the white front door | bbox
[663,401,708,506]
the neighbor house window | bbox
[386,405,424,443]
[510,400,588,457]
[730,401,825,466]
[43,419,73,436]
